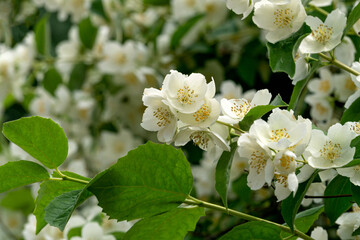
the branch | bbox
[304,194,352,199]
[318,53,360,76]
[184,196,314,240]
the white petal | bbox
[251,89,272,106]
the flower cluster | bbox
[141,70,228,151]
[141,70,274,153]
[141,69,359,205]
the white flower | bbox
[200,0,228,27]
[226,0,255,19]
[174,126,230,152]
[29,88,55,117]
[71,222,116,240]
[345,62,360,108]
[297,164,315,183]
[57,0,90,22]
[334,37,355,67]
[310,227,328,240]
[176,80,220,127]
[273,150,300,200]
[345,89,360,109]
[333,71,358,103]
[237,133,274,190]
[306,123,356,169]
[23,214,85,240]
[299,9,346,53]
[249,109,309,152]
[56,27,81,75]
[162,70,209,114]
[305,94,333,123]
[345,121,360,136]
[291,51,309,85]
[0,209,24,238]
[319,168,338,182]
[301,182,326,206]
[309,0,332,6]
[307,68,334,97]
[177,98,220,128]
[274,172,298,201]
[91,26,110,60]
[215,80,243,100]
[97,41,136,75]
[132,8,159,27]
[220,89,272,124]
[0,49,15,81]
[73,91,95,124]
[93,129,141,171]
[171,0,201,22]
[274,150,297,175]
[252,0,306,43]
[65,159,89,177]
[336,205,360,240]
[101,216,133,234]
[141,88,177,143]
[191,148,223,198]
[337,165,360,186]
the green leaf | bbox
[353,227,360,236]
[288,62,321,112]
[88,142,193,221]
[237,40,266,88]
[218,221,281,240]
[281,205,324,239]
[1,188,35,215]
[3,116,68,169]
[0,161,49,194]
[238,56,257,88]
[351,136,360,159]
[170,14,204,50]
[68,63,87,91]
[267,40,296,77]
[231,173,251,202]
[143,0,170,5]
[35,15,51,56]
[238,94,288,131]
[90,0,109,21]
[295,205,324,232]
[43,67,62,96]
[215,143,237,208]
[111,232,126,240]
[342,158,360,168]
[44,189,92,231]
[78,17,98,49]
[324,175,352,224]
[34,172,89,233]
[123,207,204,240]
[266,26,311,78]
[281,170,318,231]
[67,226,82,239]
[344,3,360,35]
[341,97,360,124]
[146,18,165,45]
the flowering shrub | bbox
[1,0,360,239]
